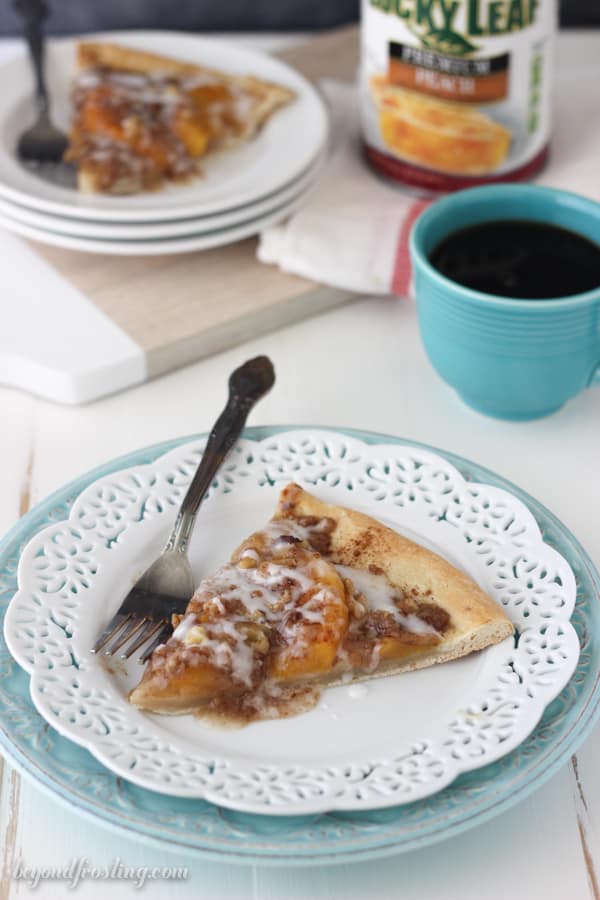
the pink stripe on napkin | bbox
[390,199,431,297]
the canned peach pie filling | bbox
[361,0,556,191]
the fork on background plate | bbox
[13,0,69,165]
[91,355,275,663]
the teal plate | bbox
[0,426,598,866]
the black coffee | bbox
[429,220,600,299]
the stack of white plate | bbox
[0,32,329,255]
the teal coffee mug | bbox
[410,185,600,420]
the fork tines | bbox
[91,587,188,662]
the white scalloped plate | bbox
[3,431,580,815]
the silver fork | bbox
[13,0,69,165]
[91,355,275,663]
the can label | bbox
[361,0,555,186]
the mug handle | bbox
[590,365,600,387]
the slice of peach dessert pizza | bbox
[65,42,295,194]
[129,483,513,724]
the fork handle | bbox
[13,0,49,112]
[166,356,275,555]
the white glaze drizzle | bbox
[335,564,437,636]
[171,613,197,641]
[168,519,342,687]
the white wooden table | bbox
[1,29,599,900]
